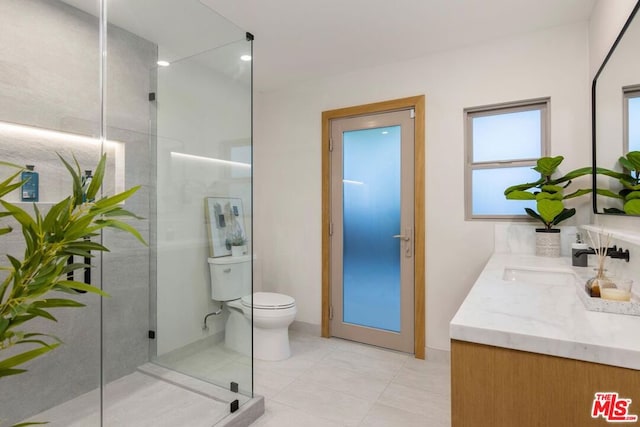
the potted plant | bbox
[504,156,594,256]
[227,229,247,257]
[0,154,145,384]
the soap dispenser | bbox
[82,170,93,202]
[20,165,39,202]
[572,233,589,267]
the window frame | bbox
[464,97,550,220]
[623,85,640,154]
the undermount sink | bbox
[502,267,577,286]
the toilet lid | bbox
[242,292,295,309]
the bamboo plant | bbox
[0,153,145,381]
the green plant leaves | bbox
[94,219,146,245]
[503,156,629,226]
[0,171,25,199]
[0,200,36,231]
[540,185,563,193]
[0,343,60,379]
[505,190,536,200]
[536,191,563,201]
[55,280,108,296]
[619,155,635,172]
[624,199,640,215]
[595,188,624,199]
[551,208,576,226]
[596,167,629,181]
[621,180,640,191]
[56,154,84,207]
[533,156,564,177]
[626,191,640,200]
[85,153,106,201]
[537,199,564,224]
[504,179,544,195]
[92,185,141,211]
[626,151,640,170]
[12,421,50,426]
[524,207,544,224]
[33,299,85,309]
[564,189,592,199]
[0,154,144,382]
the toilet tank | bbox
[208,255,252,301]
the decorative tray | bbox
[575,280,640,316]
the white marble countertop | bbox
[450,253,640,370]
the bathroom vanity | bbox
[450,253,640,427]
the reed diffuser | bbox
[585,231,614,297]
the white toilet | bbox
[208,255,297,361]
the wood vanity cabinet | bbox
[451,340,640,427]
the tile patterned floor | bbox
[252,331,451,427]
[24,332,450,426]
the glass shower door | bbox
[102,0,254,424]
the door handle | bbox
[393,229,413,257]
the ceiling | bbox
[62,0,597,92]
[201,0,597,92]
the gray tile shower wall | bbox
[0,0,155,423]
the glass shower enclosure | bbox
[0,1,257,425]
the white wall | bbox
[589,0,638,78]
[254,22,591,352]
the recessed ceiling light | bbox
[157,60,170,67]
[240,55,252,62]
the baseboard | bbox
[289,320,321,336]
[289,322,449,363]
[426,346,451,364]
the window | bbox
[465,98,550,219]
[624,87,640,153]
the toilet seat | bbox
[241,292,295,310]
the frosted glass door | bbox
[343,126,401,331]
[330,109,414,353]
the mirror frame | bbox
[592,0,640,214]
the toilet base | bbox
[224,308,251,357]
[253,327,291,361]
[224,299,296,362]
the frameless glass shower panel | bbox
[0,0,102,425]
[152,37,253,400]
[103,0,253,424]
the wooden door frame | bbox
[321,95,426,359]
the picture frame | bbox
[205,197,247,257]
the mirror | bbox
[593,1,640,214]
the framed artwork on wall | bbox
[205,197,247,257]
